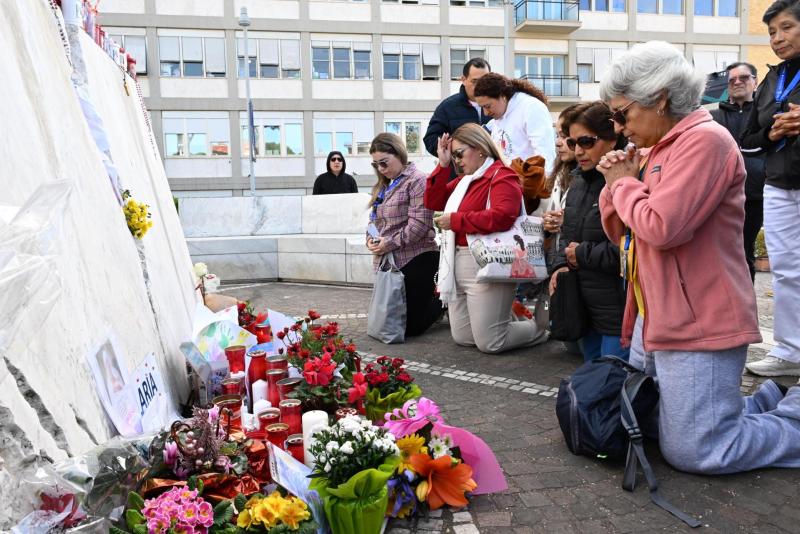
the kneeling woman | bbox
[549,101,629,361]
[425,123,548,354]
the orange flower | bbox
[409,454,477,510]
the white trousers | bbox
[447,248,547,354]
[763,185,800,363]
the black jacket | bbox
[552,168,625,335]
[313,151,358,195]
[711,101,766,200]
[423,85,491,157]
[740,57,800,191]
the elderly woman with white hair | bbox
[596,40,800,474]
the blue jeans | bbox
[578,330,630,362]
[630,315,800,474]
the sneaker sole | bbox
[745,366,800,377]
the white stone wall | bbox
[0,2,196,526]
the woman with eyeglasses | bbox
[739,0,800,378]
[594,41,800,475]
[548,101,629,362]
[367,133,443,337]
[312,151,358,195]
[424,123,548,354]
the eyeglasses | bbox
[728,74,755,85]
[452,147,470,161]
[610,101,636,126]
[565,135,600,150]
[330,157,343,162]
[371,159,390,170]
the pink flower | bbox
[179,502,200,525]
[197,501,214,528]
[172,525,197,534]
[207,406,220,424]
[163,441,179,468]
[178,488,199,502]
[146,513,171,533]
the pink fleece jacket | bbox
[599,108,761,352]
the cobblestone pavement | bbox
[220,273,798,533]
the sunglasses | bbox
[371,159,390,170]
[330,157,343,162]
[452,147,470,161]
[610,101,636,126]
[566,135,600,150]
[728,74,755,85]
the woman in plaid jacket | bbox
[366,133,444,337]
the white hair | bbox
[599,41,706,118]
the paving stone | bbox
[415,518,443,530]
[453,524,481,534]
[476,511,512,527]
[452,511,473,523]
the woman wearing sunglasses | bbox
[549,101,628,362]
[367,133,443,337]
[595,41,800,475]
[424,123,548,354]
[312,151,358,195]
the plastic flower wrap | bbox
[121,189,153,239]
[364,357,422,422]
[233,491,316,532]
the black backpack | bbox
[556,357,701,528]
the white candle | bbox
[252,380,268,404]
[253,399,272,417]
[302,410,329,468]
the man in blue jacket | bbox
[423,58,492,177]
[710,62,766,283]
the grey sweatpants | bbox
[630,316,800,474]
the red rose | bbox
[277,331,286,340]
[376,356,390,365]
[308,310,321,320]
[392,357,404,368]
[300,349,311,358]
[397,372,413,384]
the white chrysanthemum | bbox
[340,441,354,455]
[428,436,451,459]
[324,462,331,472]
[326,441,340,453]
[384,432,396,442]
[339,416,361,434]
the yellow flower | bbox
[396,434,428,473]
[415,480,429,502]
[251,492,284,527]
[236,508,253,529]
[279,497,311,529]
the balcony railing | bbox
[520,74,579,98]
[514,0,579,24]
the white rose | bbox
[340,441,354,455]
[193,262,208,277]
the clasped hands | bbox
[596,145,640,188]
[769,102,800,142]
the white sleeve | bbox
[524,99,557,175]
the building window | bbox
[313,115,374,155]
[637,0,682,14]
[576,47,626,83]
[383,43,440,80]
[693,50,739,74]
[240,114,304,158]
[449,45,485,80]
[312,41,372,80]
[578,0,625,11]
[450,0,502,6]
[162,113,230,157]
[694,0,736,16]
[236,37,301,79]
[515,54,575,95]
[385,120,423,154]
[158,36,226,78]
[108,33,148,74]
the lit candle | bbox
[251,379,268,404]
[253,399,272,418]
[302,410,329,468]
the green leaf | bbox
[213,501,234,526]
[126,491,145,512]
[125,509,145,530]
[188,475,198,491]
[197,477,205,495]
[109,526,128,534]
[234,493,247,512]
[132,524,147,534]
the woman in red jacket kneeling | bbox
[425,123,548,354]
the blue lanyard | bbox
[775,64,800,103]
[370,175,404,221]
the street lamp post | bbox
[238,7,256,195]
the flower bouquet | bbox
[112,478,237,534]
[287,353,353,414]
[237,301,266,335]
[307,415,400,534]
[233,491,317,533]
[364,357,422,422]
[121,189,153,239]
[276,311,359,373]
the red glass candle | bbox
[335,407,358,420]
[266,423,289,450]
[247,351,268,405]
[286,434,304,463]
[224,345,246,374]
[266,355,288,372]
[255,324,272,344]
[266,369,287,407]
[213,394,242,433]
[279,399,302,435]
[257,407,281,431]
[221,377,243,396]
[277,377,303,401]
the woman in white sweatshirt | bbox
[473,73,556,177]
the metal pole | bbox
[504,0,512,77]
[239,7,256,195]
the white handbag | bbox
[466,194,548,283]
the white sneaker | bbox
[745,356,800,377]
